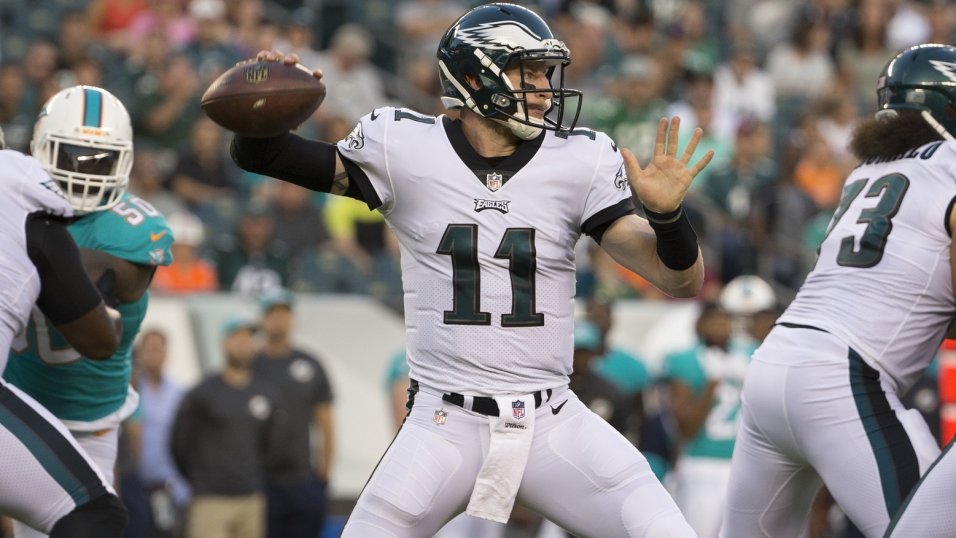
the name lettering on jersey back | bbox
[860,141,943,166]
[474,199,510,214]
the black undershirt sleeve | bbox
[582,198,637,245]
[25,213,103,325]
[230,133,374,204]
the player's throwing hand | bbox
[250,49,324,80]
[623,116,714,214]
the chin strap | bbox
[920,110,956,141]
[498,117,542,140]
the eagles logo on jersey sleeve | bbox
[578,132,635,235]
[68,192,174,267]
[336,106,413,214]
[13,152,73,219]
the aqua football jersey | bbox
[663,338,754,459]
[5,193,173,422]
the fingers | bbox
[654,117,667,158]
[254,50,299,65]
[621,147,640,172]
[680,127,704,164]
[666,116,680,157]
[690,149,716,178]
[312,69,324,80]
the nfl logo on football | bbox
[487,172,503,191]
[512,400,525,420]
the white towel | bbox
[466,394,536,523]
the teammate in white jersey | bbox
[0,127,128,536]
[231,4,713,536]
[721,43,956,538]
[878,44,956,538]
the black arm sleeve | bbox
[25,212,104,325]
[582,198,637,245]
[231,133,369,202]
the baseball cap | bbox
[573,321,602,351]
[259,288,295,312]
[222,314,258,337]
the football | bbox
[200,61,326,138]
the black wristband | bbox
[642,204,700,270]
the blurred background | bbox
[1,0,954,537]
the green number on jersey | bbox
[825,173,910,268]
[437,224,544,327]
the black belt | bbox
[442,389,552,416]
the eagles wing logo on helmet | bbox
[929,60,956,83]
[457,21,565,53]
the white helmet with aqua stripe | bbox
[31,85,133,214]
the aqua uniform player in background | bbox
[4,86,173,538]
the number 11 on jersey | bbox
[437,224,544,327]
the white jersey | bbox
[0,150,72,369]
[337,108,633,394]
[779,140,956,392]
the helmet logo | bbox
[929,60,956,83]
[457,21,554,52]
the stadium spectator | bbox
[153,211,218,295]
[132,53,202,152]
[766,16,836,102]
[269,181,331,259]
[171,315,275,538]
[592,55,668,165]
[699,119,777,282]
[182,0,241,84]
[167,116,241,211]
[211,201,289,295]
[711,39,776,142]
[252,288,335,538]
[134,328,191,536]
[313,23,388,125]
[837,0,893,114]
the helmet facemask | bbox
[32,133,131,213]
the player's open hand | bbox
[623,117,714,213]
[247,50,323,80]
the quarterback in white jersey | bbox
[0,134,128,536]
[721,44,956,538]
[231,4,713,536]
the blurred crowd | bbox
[3,0,954,311]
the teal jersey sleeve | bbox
[68,193,174,267]
[592,348,650,396]
[384,350,410,392]
[662,344,708,394]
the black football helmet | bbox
[437,3,582,140]
[877,43,956,140]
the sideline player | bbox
[4,86,173,538]
[721,43,956,538]
[0,126,127,536]
[230,4,713,536]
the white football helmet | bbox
[31,86,133,214]
[719,275,776,316]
